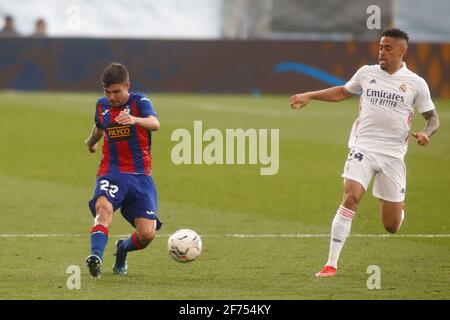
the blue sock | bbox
[119,231,146,253]
[90,225,109,259]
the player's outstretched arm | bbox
[85,125,104,153]
[115,111,160,131]
[412,109,440,146]
[290,86,353,109]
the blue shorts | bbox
[89,173,162,229]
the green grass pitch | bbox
[0,91,449,299]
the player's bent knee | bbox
[95,205,113,218]
[95,197,113,214]
[139,229,156,243]
[95,204,111,214]
[342,193,359,211]
[94,201,113,226]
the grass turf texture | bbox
[0,91,449,299]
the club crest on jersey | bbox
[107,124,132,141]
[399,84,407,93]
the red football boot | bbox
[314,265,337,278]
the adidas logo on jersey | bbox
[369,79,376,84]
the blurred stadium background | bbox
[1,0,449,96]
[0,0,449,299]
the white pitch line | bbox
[227,234,450,238]
[0,233,450,238]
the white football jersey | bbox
[344,62,435,159]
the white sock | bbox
[325,205,355,269]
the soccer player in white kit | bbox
[290,28,440,278]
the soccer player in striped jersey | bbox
[84,62,161,277]
[290,29,440,277]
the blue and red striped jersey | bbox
[94,92,157,177]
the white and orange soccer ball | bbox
[167,229,202,263]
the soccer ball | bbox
[167,229,202,263]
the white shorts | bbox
[342,148,406,202]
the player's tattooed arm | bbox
[412,109,439,146]
[421,109,440,137]
[85,125,104,153]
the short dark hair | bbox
[381,28,409,43]
[101,62,129,87]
